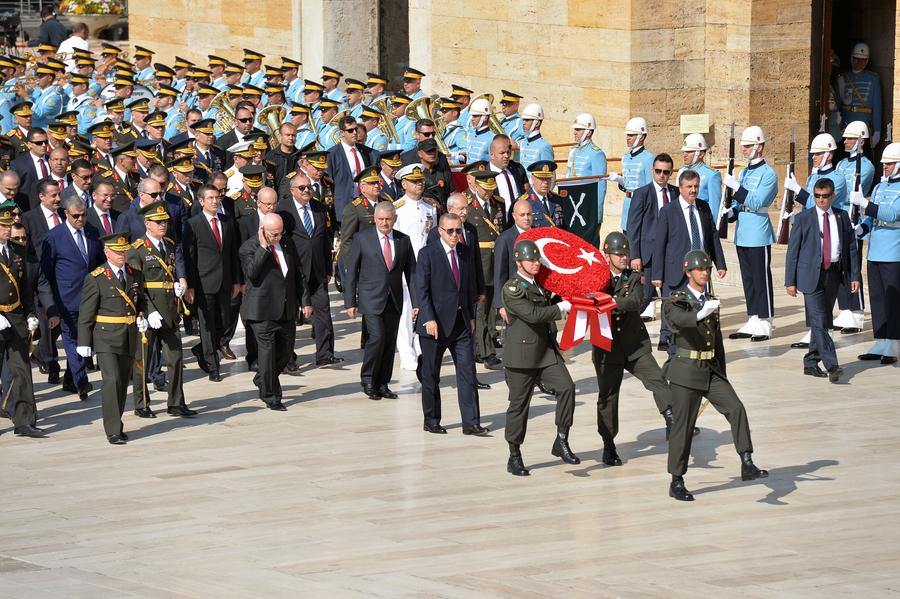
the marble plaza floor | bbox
[1,242,898,598]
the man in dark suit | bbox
[114,177,164,239]
[86,180,120,236]
[183,185,241,381]
[416,212,487,435]
[651,170,726,352]
[10,128,52,209]
[327,114,378,221]
[61,158,95,210]
[0,171,30,214]
[493,198,533,314]
[626,153,679,321]
[278,172,341,366]
[400,120,452,201]
[488,134,528,214]
[785,178,861,383]
[344,201,416,400]
[216,103,262,168]
[378,150,403,201]
[239,213,309,410]
[40,193,104,399]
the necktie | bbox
[117,268,126,289]
[822,211,832,270]
[51,212,60,227]
[450,248,460,287]
[543,197,551,216]
[661,186,669,206]
[689,204,702,250]
[76,229,88,262]
[39,158,49,178]
[211,216,222,249]
[158,241,166,260]
[502,171,515,202]
[270,244,281,268]
[313,182,320,198]
[382,235,392,269]
[57,178,64,191]
[302,205,314,237]
[101,213,112,235]
[698,293,706,305]
[1,245,8,264]
[83,190,92,208]
[459,228,467,245]
[351,147,363,194]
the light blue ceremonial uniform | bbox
[501,113,525,142]
[0,97,12,132]
[443,122,467,155]
[318,123,338,150]
[679,161,723,218]
[836,153,876,198]
[458,106,471,133]
[348,103,364,119]
[366,127,388,152]
[466,126,493,163]
[619,147,654,230]
[294,124,318,149]
[30,86,63,129]
[286,79,303,105]
[164,106,184,141]
[136,66,154,85]
[834,69,882,135]
[199,105,218,121]
[369,93,388,106]
[564,140,608,225]
[861,178,900,261]
[241,71,265,89]
[173,78,187,92]
[803,164,848,210]
[408,89,424,100]
[323,88,342,102]
[731,160,777,247]
[212,76,228,92]
[518,132,553,171]
[69,94,97,135]
[395,115,417,152]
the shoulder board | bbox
[351,197,363,206]
[228,190,242,200]
[322,174,334,185]
[195,161,212,172]
[91,266,105,276]
[99,169,113,178]
[517,192,529,202]
[591,143,602,151]
[130,240,144,249]
[393,199,406,209]
[425,197,441,209]
[285,170,296,180]
[467,195,475,205]
[503,278,525,298]
[163,236,174,244]
[224,167,236,177]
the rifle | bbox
[716,122,736,239]
[775,127,797,245]
[850,133,862,227]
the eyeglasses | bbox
[813,193,833,198]
[654,168,671,175]
[236,117,253,123]
[293,184,312,191]
[142,191,162,198]
[31,139,48,145]
[72,172,91,179]
[342,128,356,133]
[441,227,462,235]
[10,236,26,243]
[68,212,86,219]
[419,131,435,138]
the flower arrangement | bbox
[59,0,126,15]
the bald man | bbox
[239,212,309,410]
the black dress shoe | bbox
[84,356,96,371]
[750,335,769,342]
[641,315,655,322]
[474,356,484,364]
[219,345,236,360]
[827,366,844,383]
[167,405,197,417]
[475,379,491,390]
[551,437,581,464]
[248,361,258,372]
[209,371,223,382]
[14,425,47,438]
[107,434,127,445]
[858,353,882,361]
[266,400,287,411]
[507,454,530,476]
[669,478,694,501]
[740,452,769,481]
[62,382,79,394]
[315,356,345,367]
[535,381,555,395]
[602,445,623,466]
[423,423,448,434]
[154,380,168,392]
[191,345,210,373]
[483,355,503,370]
[729,332,752,340]
[803,366,827,378]
[283,360,300,373]
[791,341,810,349]
[882,356,898,365]
[462,425,490,436]
[134,407,156,419]
[48,371,61,384]
[656,341,669,352]
[78,383,92,401]
[120,432,129,441]
[31,354,48,374]
[362,384,382,400]
[378,385,398,399]
[840,327,861,335]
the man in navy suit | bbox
[327,115,378,222]
[415,212,487,435]
[344,201,416,400]
[10,127,50,209]
[627,153,679,322]
[41,193,104,398]
[785,178,861,383]
[651,169,726,352]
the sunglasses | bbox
[10,236,26,243]
[31,139,48,145]
[293,184,311,191]
[441,227,462,235]
[654,169,671,175]
[813,193,833,198]
[342,128,356,133]
[236,117,253,123]
[420,131,435,138]
[68,212,86,219]
[143,191,162,198]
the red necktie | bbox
[270,244,281,268]
[450,248,460,287]
[101,213,112,235]
[351,147,363,194]
[382,235,392,269]
[661,186,669,206]
[822,211,831,270]
[57,178,64,191]
[39,158,48,178]
[458,228,466,245]
[211,216,222,249]
[51,212,60,227]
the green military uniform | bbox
[77,234,147,442]
[338,194,384,268]
[231,187,258,219]
[125,202,191,415]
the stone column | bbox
[302,0,379,79]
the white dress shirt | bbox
[679,197,704,248]
[271,242,287,277]
[379,231,395,267]
[490,162,519,211]
[40,204,60,228]
[341,141,363,178]
[654,182,670,211]
[815,205,841,263]
[30,152,48,178]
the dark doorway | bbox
[378,0,408,89]
[811,0,895,156]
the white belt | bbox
[875,220,900,228]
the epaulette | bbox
[91,266,105,276]
[130,240,144,249]
[424,197,441,210]
[99,169,113,178]
[393,198,406,209]
[229,190,242,200]
[503,278,525,299]
[163,236,174,244]
[322,174,334,186]
[284,170,296,180]
[194,161,212,172]
[351,197,363,207]
[591,143,602,151]
[224,166,236,177]
[517,192,529,202]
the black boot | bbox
[602,442,622,466]
[669,476,694,501]
[663,408,674,440]
[740,451,769,481]
[551,431,580,464]
[507,444,529,476]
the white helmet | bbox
[681,133,708,152]
[572,113,595,130]
[809,133,837,153]
[469,98,491,116]
[740,125,766,145]
[851,42,870,60]
[880,142,900,163]
[624,117,648,136]
[842,120,870,139]
[521,103,543,121]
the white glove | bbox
[607,172,624,186]
[0,314,9,330]
[725,206,737,220]
[173,282,185,298]
[76,346,92,358]
[783,173,802,194]
[723,173,740,191]
[449,152,466,163]
[849,190,868,208]
[854,223,865,236]
[147,311,163,329]
[696,299,720,321]
[137,316,148,333]
[27,316,39,332]
[556,300,572,313]
[873,130,881,146]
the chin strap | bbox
[630,134,644,152]
[578,129,591,146]
[891,162,900,178]
[747,143,761,161]
[527,119,539,133]
[687,151,702,168]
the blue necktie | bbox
[689,204,702,250]
[302,205,314,237]
[76,229,88,262]
[83,190,91,208]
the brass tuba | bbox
[405,97,450,155]
[211,91,235,137]
[472,93,505,136]
[328,109,350,145]
[370,97,398,143]
[258,104,287,148]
